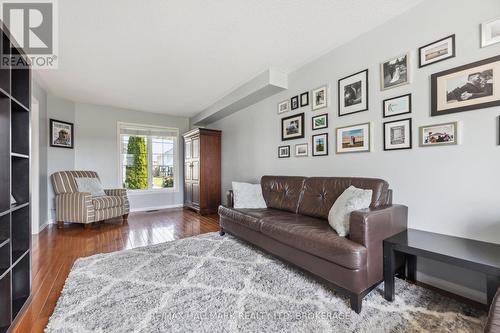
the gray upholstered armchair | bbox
[50,171,130,228]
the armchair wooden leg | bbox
[122,214,129,225]
[84,223,92,229]
[57,221,64,229]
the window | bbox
[118,123,179,191]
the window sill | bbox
[127,188,179,196]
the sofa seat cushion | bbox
[218,206,297,231]
[92,196,123,210]
[260,215,367,270]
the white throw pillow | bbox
[75,177,106,197]
[328,186,372,237]
[232,181,267,209]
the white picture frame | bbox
[295,143,308,157]
[311,85,328,111]
[481,17,500,48]
[336,122,371,154]
[380,53,411,90]
[277,100,290,114]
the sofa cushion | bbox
[260,215,367,270]
[297,177,389,220]
[218,206,296,231]
[92,196,124,210]
[261,176,306,213]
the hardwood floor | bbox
[11,208,219,333]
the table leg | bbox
[486,275,500,306]
[383,242,396,302]
[406,254,417,283]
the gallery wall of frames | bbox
[277,16,500,159]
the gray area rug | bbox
[46,232,486,333]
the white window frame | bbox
[117,122,180,195]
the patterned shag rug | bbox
[46,232,486,333]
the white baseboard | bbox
[130,204,184,213]
[417,271,486,304]
[33,219,54,234]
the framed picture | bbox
[431,55,500,116]
[300,92,309,107]
[481,17,500,48]
[50,119,74,149]
[336,123,371,154]
[419,122,458,147]
[311,85,328,111]
[278,145,290,158]
[383,118,412,151]
[312,133,328,156]
[281,113,305,141]
[312,113,328,130]
[380,53,410,90]
[383,93,411,118]
[291,95,299,110]
[295,143,308,157]
[338,69,368,117]
[418,35,455,68]
[277,100,290,114]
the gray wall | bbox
[74,102,189,210]
[208,0,500,302]
[32,79,48,229]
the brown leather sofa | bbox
[486,287,500,333]
[218,176,408,313]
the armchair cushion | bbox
[75,177,106,197]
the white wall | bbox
[209,0,500,302]
[74,102,189,211]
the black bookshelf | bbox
[0,23,31,333]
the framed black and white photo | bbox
[312,113,328,130]
[419,35,455,68]
[277,100,290,114]
[431,55,500,116]
[291,95,299,110]
[338,69,368,117]
[383,93,411,118]
[312,133,328,156]
[295,143,308,157]
[300,92,309,107]
[281,113,305,141]
[336,123,371,154]
[50,119,74,149]
[481,17,500,48]
[278,145,290,158]
[419,122,458,147]
[311,85,328,111]
[381,53,410,90]
[383,118,412,151]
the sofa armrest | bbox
[349,205,408,248]
[226,190,234,208]
[55,192,95,223]
[486,287,500,333]
[105,188,127,197]
[104,188,130,214]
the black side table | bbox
[383,229,500,305]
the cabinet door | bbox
[192,183,200,206]
[184,182,192,204]
[192,137,200,159]
[191,160,199,181]
[185,139,192,159]
[184,162,192,181]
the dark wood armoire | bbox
[183,128,221,215]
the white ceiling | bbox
[36,0,424,117]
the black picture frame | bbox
[278,145,290,158]
[338,69,369,117]
[312,133,328,156]
[311,113,328,130]
[418,34,456,68]
[49,119,74,149]
[281,112,305,141]
[291,95,299,110]
[383,118,412,151]
[431,55,500,116]
[300,92,309,107]
[382,93,412,118]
